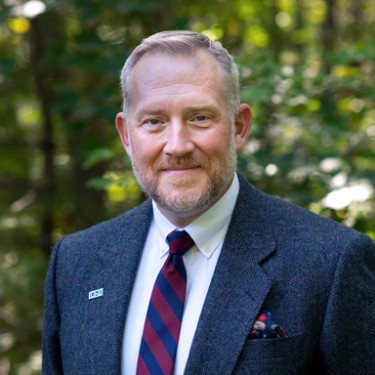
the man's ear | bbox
[234,103,252,150]
[115,112,132,157]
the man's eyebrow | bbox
[133,107,167,120]
[134,104,221,119]
[184,104,220,113]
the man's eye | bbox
[148,119,160,125]
[145,118,162,126]
[193,115,210,122]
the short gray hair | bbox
[119,30,240,120]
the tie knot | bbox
[166,230,195,256]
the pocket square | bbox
[250,309,286,339]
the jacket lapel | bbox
[83,200,153,373]
[185,177,276,375]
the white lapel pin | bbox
[88,288,104,300]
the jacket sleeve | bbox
[320,233,375,374]
[42,239,64,375]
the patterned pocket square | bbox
[250,309,287,339]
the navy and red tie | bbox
[136,230,195,375]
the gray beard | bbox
[130,138,238,219]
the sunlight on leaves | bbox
[7,18,30,34]
[245,25,269,48]
[305,0,326,25]
[11,0,47,19]
[332,65,361,78]
[201,27,223,41]
[322,181,374,210]
[275,12,292,29]
[16,101,41,129]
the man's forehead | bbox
[133,47,204,66]
[131,50,223,85]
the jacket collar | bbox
[185,174,276,374]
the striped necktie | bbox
[136,230,195,375]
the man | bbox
[42,30,375,374]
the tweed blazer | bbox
[42,174,375,374]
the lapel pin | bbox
[88,288,104,300]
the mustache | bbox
[157,156,210,169]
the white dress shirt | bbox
[122,175,239,375]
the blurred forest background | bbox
[0,0,374,373]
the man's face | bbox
[116,50,251,226]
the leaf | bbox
[83,148,115,168]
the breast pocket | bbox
[233,332,311,375]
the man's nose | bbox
[163,120,195,156]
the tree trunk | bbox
[29,14,56,256]
[321,0,335,74]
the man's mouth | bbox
[162,166,200,173]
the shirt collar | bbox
[152,174,239,259]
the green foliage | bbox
[0,0,374,372]
[239,49,375,229]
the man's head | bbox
[116,30,252,227]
